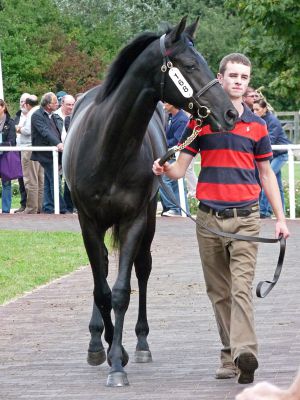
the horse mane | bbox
[96,32,160,102]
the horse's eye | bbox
[184,65,196,73]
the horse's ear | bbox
[168,16,187,43]
[184,17,199,39]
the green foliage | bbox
[224,0,300,110]
[1,0,298,111]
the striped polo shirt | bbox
[180,106,273,210]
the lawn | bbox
[0,230,89,305]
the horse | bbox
[62,16,238,387]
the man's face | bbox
[61,97,75,116]
[49,96,59,112]
[163,103,175,114]
[244,91,260,108]
[20,95,29,114]
[218,61,251,100]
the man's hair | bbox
[244,87,255,96]
[219,53,251,75]
[25,95,38,107]
[40,92,56,107]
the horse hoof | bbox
[134,350,152,363]
[106,372,129,387]
[87,349,106,366]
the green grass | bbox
[0,231,90,305]
[281,162,300,181]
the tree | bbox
[225,0,300,110]
[0,0,106,111]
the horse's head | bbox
[158,17,238,131]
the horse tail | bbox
[111,223,120,250]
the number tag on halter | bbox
[168,67,193,98]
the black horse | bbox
[63,17,237,387]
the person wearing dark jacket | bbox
[31,92,66,214]
[253,99,291,218]
[0,99,16,213]
[159,103,189,216]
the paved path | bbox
[0,215,299,399]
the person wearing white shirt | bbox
[17,95,44,213]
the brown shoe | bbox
[235,352,258,384]
[215,362,238,379]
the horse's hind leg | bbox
[134,197,156,363]
[87,301,106,366]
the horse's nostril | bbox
[226,109,238,121]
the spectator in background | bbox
[243,86,260,111]
[54,94,75,213]
[253,98,291,218]
[159,103,189,217]
[31,92,67,214]
[0,99,16,213]
[17,95,44,214]
[56,90,67,107]
[14,93,30,212]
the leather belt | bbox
[199,202,259,218]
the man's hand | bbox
[56,143,64,152]
[275,220,290,239]
[236,370,300,400]
[152,159,170,176]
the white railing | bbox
[1,145,300,218]
[272,144,300,219]
[0,146,60,214]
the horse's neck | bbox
[101,77,158,156]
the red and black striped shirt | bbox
[180,106,272,210]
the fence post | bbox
[176,151,187,217]
[288,148,295,219]
[52,150,60,214]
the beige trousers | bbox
[21,150,44,213]
[196,207,260,364]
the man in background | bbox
[17,95,44,213]
[31,92,66,214]
[54,94,75,212]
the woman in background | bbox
[253,99,290,218]
[0,99,16,213]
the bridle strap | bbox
[194,79,219,99]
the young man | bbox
[153,53,290,384]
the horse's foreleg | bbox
[107,215,147,387]
[134,198,156,363]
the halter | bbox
[159,34,219,120]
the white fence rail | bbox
[1,145,300,218]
